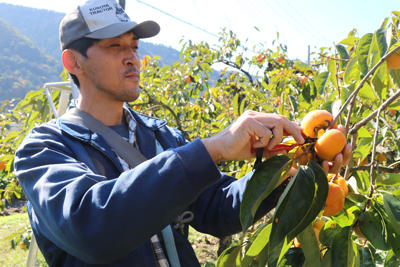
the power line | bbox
[135,0,219,38]
[260,0,320,46]
[277,1,332,45]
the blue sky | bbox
[0,0,398,61]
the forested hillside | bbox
[0,18,60,101]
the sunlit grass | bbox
[0,212,47,267]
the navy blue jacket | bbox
[14,108,285,266]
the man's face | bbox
[79,32,141,102]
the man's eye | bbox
[110,44,120,47]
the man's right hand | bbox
[201,110,305,163]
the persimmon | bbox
[376,153,386,163]
[293,237,302,248]
[327,173,348,196]
[292,220,325,248]
[323,182,345,216]
[313,220,325,245]
[299,76,308,87]
[256,54,266,63]
[184,75,193,83]
[0,161,6,171]
[358,157,368,166]
[315,129,346,161]
[387,51,400,70]
[335,177,348,196]
[301,110,337,138]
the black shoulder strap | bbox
[61,108,147,168]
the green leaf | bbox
[288,161,328,238]
[327,59,338,89]
[297,223,322,267]
[294,61,312,73]
[382,193,400,235]
[240,155,291,231]
[339,36,358,46]
[281,248,305,267]
[354,138,373,164]
[333,205,361,227]
[389,69,400,88]
[385,250,400,267]
[368,28,389,99]
[336,44,350,69]
[216,244,241,267]
[357,33,373,77]
[289,95,298,113]
[301,81,311,103]
[315,71,329,95]
[245,223,272,257]
[388,99,400,110]
[359,82,379,101]
[376,173,400,186]
[371,70,388,100]
[354,171,371,193]
[319,222,353,267]
[357,127,373,138]
[358,208,389,250]
[374,28,388,58]
[268,166,316,266]
[344,57,360,84]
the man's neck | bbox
[76,95,124,126]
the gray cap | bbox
[59,0,160,50]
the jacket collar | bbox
[125,107,168,130]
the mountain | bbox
[0,3,65,61]
[0,3,181,101]
[0,18,61,101]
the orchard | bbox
[1,9,400,267]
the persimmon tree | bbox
[1,9,400,267]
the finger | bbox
[267,126,283,150]
[329,153,343,174]
[251,124,273,148]
[321,160,329,175]
[342,144,352,165]
[283,120,305,145]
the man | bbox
[14,0,351,266]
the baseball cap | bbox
[59,0,160,50]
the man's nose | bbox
[123,48,140,67]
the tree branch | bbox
[349,89,400,134]
[218,59,254,85]
[329,45,400,130]
[134,87,190,140]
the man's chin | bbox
[123,88,140,103]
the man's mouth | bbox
[125,71,139,80]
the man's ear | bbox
[62,49,82,75]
